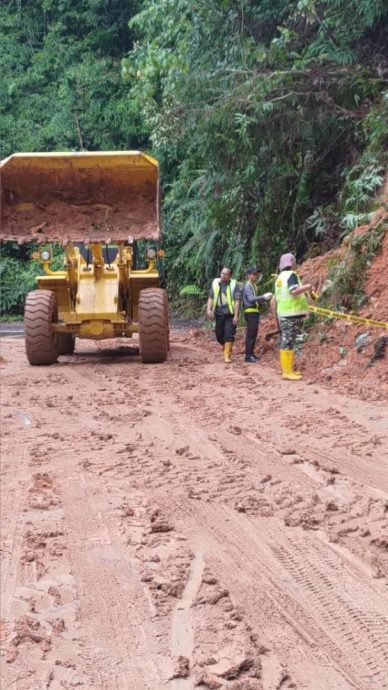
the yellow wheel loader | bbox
[0,151,169,364]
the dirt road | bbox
[1,334,387,690]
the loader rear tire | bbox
[139,288,169,363]
[57,333,75,355]
[24,290,59,365]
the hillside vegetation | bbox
[1,0,387,313]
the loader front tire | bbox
[57,333,75,355]
[139,288,169,364]
[24,290,59,365]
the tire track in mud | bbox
[267,533,388,688]
[155,356,388,484]
[170,550,204,689]
[59,469,168,689]
[1,461,77,688]
[0,422,59,688]
[147,359,388,580]
[0,441,27,623]
[171,501,388,690]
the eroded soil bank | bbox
[1,334,387,689]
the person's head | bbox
[220,267,232,283]
[279,253,296,271]
[246,266,262,283]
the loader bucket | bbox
[0,151,160,244]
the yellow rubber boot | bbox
[290,350,302,377]
[224,341,233,363]
[280,350,302,380]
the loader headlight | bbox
[147,248,156,259]
[41,250,51,261]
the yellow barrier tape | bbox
[308,304,388,330]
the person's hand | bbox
[207,310,213,320]
[233,316,238,326]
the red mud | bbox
[1,200,159,244]
[1,162,160,243]
[1,326,387,689]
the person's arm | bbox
[233,283,241,325]
[244,283,266,305]
[207,295,214,320]
[233,299,240,326]
[288,272,312,296]
[273,300,279,332]
[289,283,312,296]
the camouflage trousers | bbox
[279,316,304,350]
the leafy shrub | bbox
[0,256,41,317]
[0,243,65,318]
[327,217,387,309]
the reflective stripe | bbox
[243,281,259,313]
[212,278,236,314]
[275,271,308,317]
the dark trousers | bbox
[215,314,236,345]
[245,312,260,356]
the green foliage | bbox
[341,212,374,231]
[175,284,206,318]
[341,161,385,213]
[326,217,387,309]
[0,0,147,157]
[179,285,205,297]
[0,255,40,316]
[124,0,388,292]
[1,0,387,310]
[0,242,64,316]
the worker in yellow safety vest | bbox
[207,267,241,363]
[275,253,313,380]
[242,266,272,363]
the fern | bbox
[341,212,374,231]
[342,162,385,212]
[179,284,204,296]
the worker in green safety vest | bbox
[207,267,241,363]
[275,253,313,380]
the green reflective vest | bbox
[212,278,237,314]
[244,281,259,313]
[275,270,308,317]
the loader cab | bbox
[75,243,119,266]
[74,241,144,269]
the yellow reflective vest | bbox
[212,278,237,315]
[275,270,308,317]
[244,281,259,313]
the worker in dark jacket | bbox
[207,267,241,363]
[242,266,272,363]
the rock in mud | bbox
[171,655,190,678]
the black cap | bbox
[246,266,260,275]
